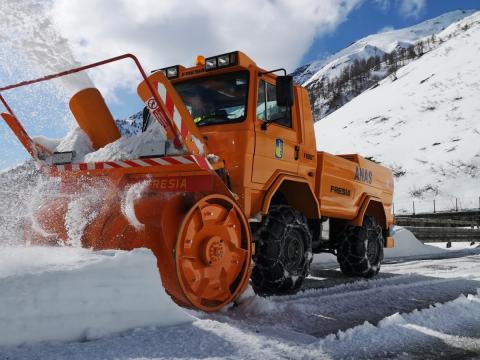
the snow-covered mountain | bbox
[315,11,480,213]
[293,10,477,121]
[115,111,143,136]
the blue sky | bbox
[302,0,479,64]
[0,0,478,171]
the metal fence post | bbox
[433,199,436,213]
[456,198,458,212]
[413,200,415,216]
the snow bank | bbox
[428,241,480,250]
[385,226,445,257]
[314,226,445,265]
[0,247,192,347]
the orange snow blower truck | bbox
[0,52,394,312]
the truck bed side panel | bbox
[316,152,394,222]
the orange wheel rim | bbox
[176,194,251,312]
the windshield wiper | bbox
[195,113,229,125]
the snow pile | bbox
[0,247,192,347]
[314,226,444,266]
[33,119,183,164]
[84,122,179,163]
[34,128,95,163]
[315,10,480,211]
[385,226,446,257]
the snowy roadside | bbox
[1,261,478,359]
[0,228,479,358]
[0,247,192,347]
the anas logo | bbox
[275,139,283,159]
[354,167,373,184]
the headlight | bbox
[152,66,180,78]
[217,54,230,67]
[166,66,178,78]
[204,52,238,71]
[205,57,217,70]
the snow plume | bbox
[0,1,95,169]
[63,179,112,247]
[122,180,150,230]
[0,163,114,248]
[64,198,98,248]
[0,1,93,95]
[50,0,362,93]
[0,164,52,247]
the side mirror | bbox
[276,75,294,107]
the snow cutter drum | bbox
[0,54,252,312]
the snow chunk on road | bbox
[316,290,480,358]
[0,247,192,347]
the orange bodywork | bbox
[2,51,394,312]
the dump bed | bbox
[315,152,394,223]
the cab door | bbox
[252,78,300,184]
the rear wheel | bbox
[252,205,312,296]
[336,216,384,278]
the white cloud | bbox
[49,0,362,95]
[399,0,426,18]
[374,0,391,12]
[378,25,395,33]
[374,0,426,18]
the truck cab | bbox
[165,52,319,221]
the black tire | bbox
[252,205,313,296]
[336,216,384,278]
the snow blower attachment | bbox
[1,52,394,312]
[0,54,251,312]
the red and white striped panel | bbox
[156,83,189,140]
[145,82,203,155]
[49,155,212,173]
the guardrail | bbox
[393,197,480,216]
[403,226,480,244]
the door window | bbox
[256,80,291,128]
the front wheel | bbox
[335,216,384,278]
[251,205,312,296]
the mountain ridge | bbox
[293,9,477,121]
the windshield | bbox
[173,71,248,127]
